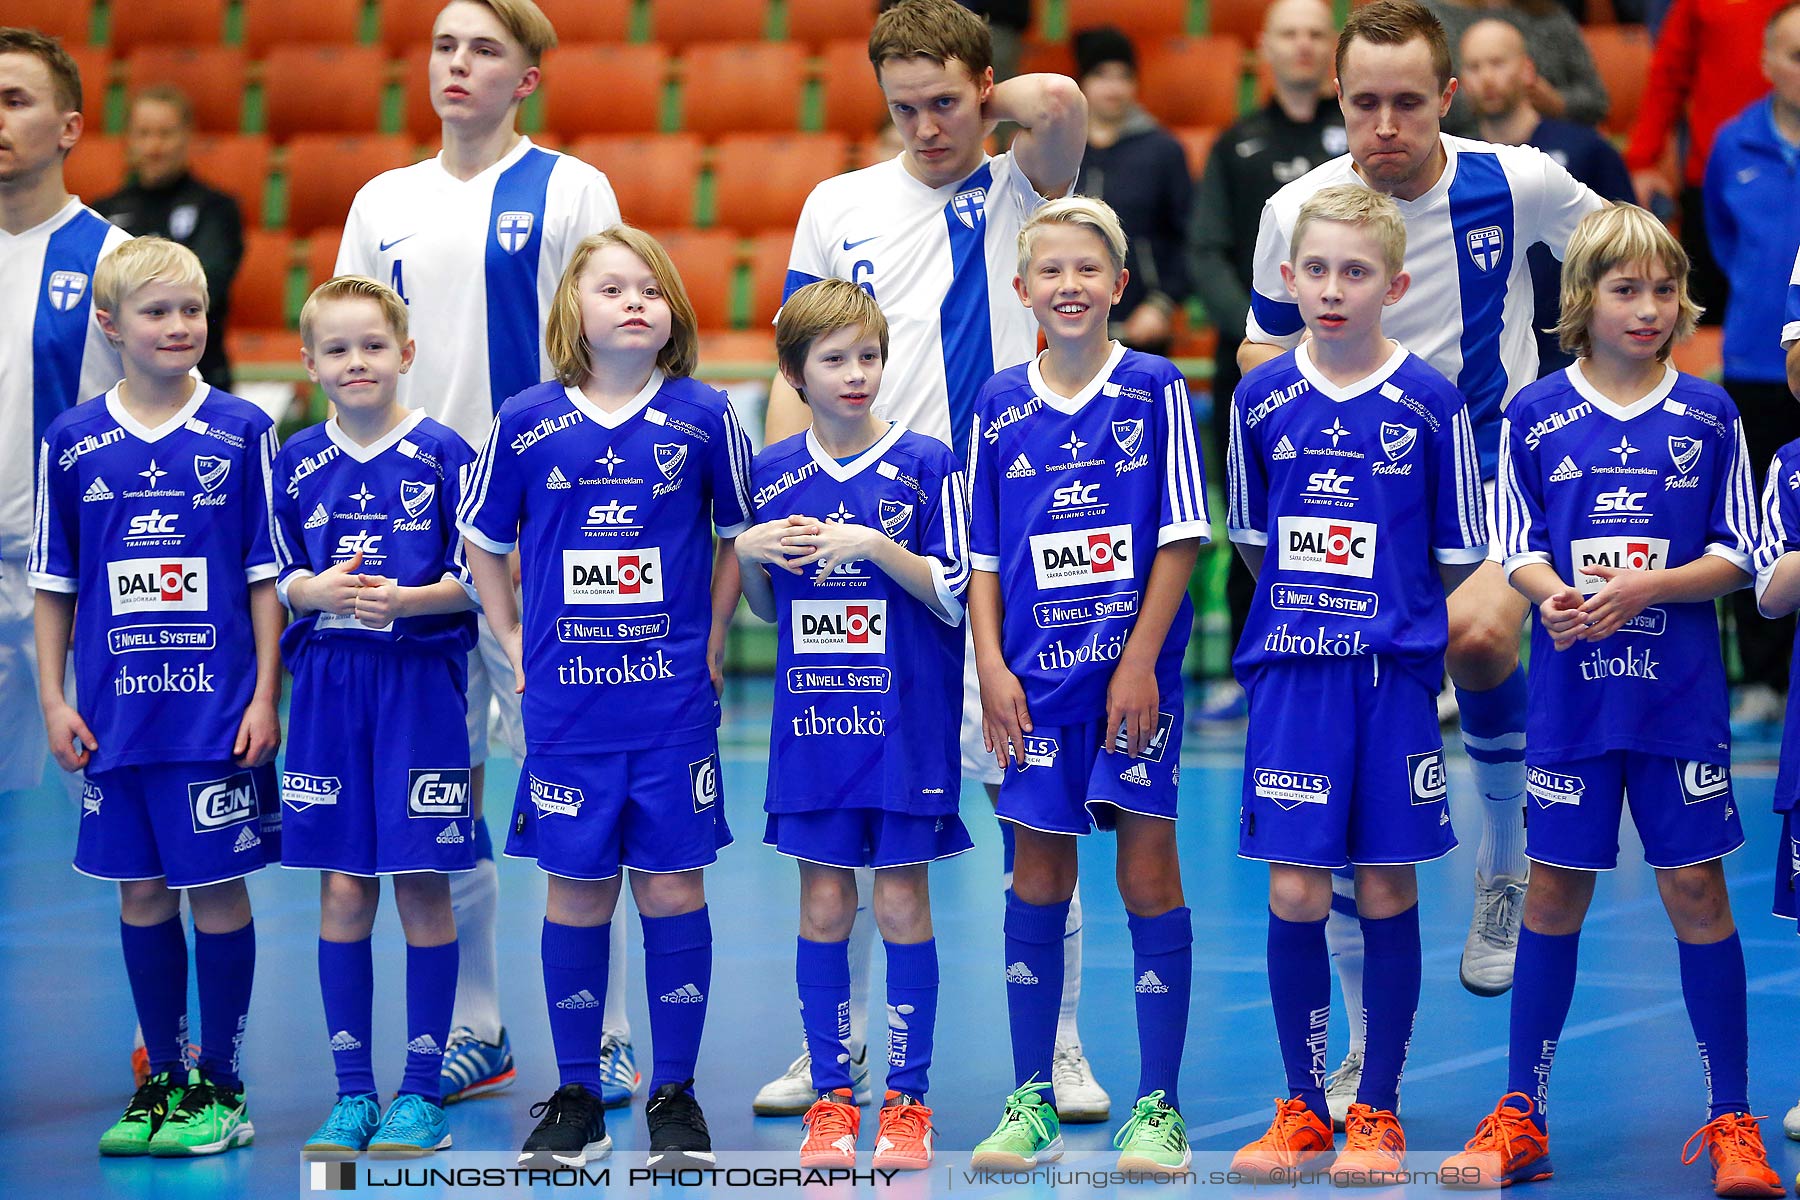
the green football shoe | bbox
[148,1069,254,1157]
[1114,1091,1192,1173]
[970,1079,1063,1170]
[99,1071,185,1156]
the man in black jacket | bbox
[95,86,244,391]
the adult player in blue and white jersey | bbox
[1238,0,1605,1006]
[760,0,1105,1121]
[335,0,623,1103]
[1785,245,1799,400]
[0,30,131,794]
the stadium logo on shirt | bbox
[952,187,986,229]
[1379,423,1416,461]
[513,410,584,453]
[878,498,912,538]
[1029,525,1134,590]
[792,600,887,654]
[689,757,718,811]
[285,443,340,496]
[1526,767,1583,808]
[399,480,435,520]
[60,427,125,470]
[47,269,88,311]
[1465,225,1505,272]
[529,775,585,817]
[563,548,664,604]
[304,503,328,529]
[281,773,341,812]
[1570,536,1668,592]
[408,770,472,819]
[1276,516,1376,578]
[83,477,114,502]
[107,557,208,614]
[123,509,181,547]
[1407,750,1448,805]
[188,772,257,832]
[495,210,534,253]
[1677,761,1730,805]
[1253,769,1330,809]
[1112,419,1144,458]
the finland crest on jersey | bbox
[270,410,479,661]
[1227,345,1488,692]
[967,345,1211,725]
[1497,365,1757,763]
[458,372,754,755]
[28,386,279,773]
[752,424,970,815]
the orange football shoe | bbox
[799,1089,860,1168]
[131,1045,150,1090]
[1230,1097,1334,1182]
[872,1092,934,1171]
[1681,1113,1785,1198]
[1441,1093,1553,1189]
[1330,1104,1405,1186]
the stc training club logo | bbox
[1029,525,1134,591]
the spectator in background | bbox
[1423,0,1610,133]
[1626,0,1785,323]
[1072,27,1192,355]
[1460,17,1633,375]
[1187,0,1342,721]
[94,87,243,392]
[1705,0,1800,732]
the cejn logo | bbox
[1028,525,1133,591]
[791,600,887,655]
[563,548,664,605]
[188,772,257,833]
[408,769,472,819]
[1276,516,1376,578]
[107,557,208,615]
[1570,536,1668,593]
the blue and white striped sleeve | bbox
[1225,390,1267,545]
[920,446,971,624]
[244,422,281,584]
[1704,413,1758,581]
[1158,372,1211,545]
[1432,404,1489,563]
[1498,417,1553,579]
[1784,245,1800,350]
[966,407,1000,573]
[1755,446,1800,611]
[27,438,77,592]
[710,396,756,537]
[1242,198,1304,348]
[457,415,522,555]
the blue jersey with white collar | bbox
[752,424,969,815]
[1497,365,1758,764]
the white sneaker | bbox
[1783,1099,1800,1142]
[1460,872,1527,997]
[752,1042,871,1116]
[1436,680,1460,726]
[1050,1042,1110,1123]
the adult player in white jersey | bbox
[0,30,130,794]
[1786,244,1799,398]
[334,0,629,1108]
[1237,1,1604,1100]
[755,0,1109,1121]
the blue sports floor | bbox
[4,677,1799,1198]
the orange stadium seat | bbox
[283,134,416,236]
[569,134,702,228]
[240,0,363,56]
[66,45,111,110]
[12,0,94,46]
[785,0,875,50]
[1062,0,1189,40]
[110,0,227,54]
[538,44,668,137]
[680,43,806,136]
[305,229,344,288]
[746,231,794,328]
[189,134,273,227]
[1207,0,1270,41]
[1018,40,1077,79]
[263,46,390,140]
[1172,125,1221,180]
[711,133,848,234]
[818,40,887,137]
[233,231,295,330]
[1583,26,1651,137]
[1139,36,1245,128]
[379,0,632,55]
[649,230,741,330]
[122,48,248,133]
[649,0,770,49]
[63,135,126,203]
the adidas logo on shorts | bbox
[437,824,465,844]
[330,1030,364,1051]
[1272,436,1297,461]
[546,465,571,490]
[406,1034,443,1056]
[1121,762,1152,787]
[1004,961,1039,985]
[1005,453,1036,479]
[304,502,329,529]
[556,989,599,1010]
[1135,969,1169,994]
[659,983,705,1004]
[1549,455,1582,482]
[83,476,114,502]
[233,825,261,853]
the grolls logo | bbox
[1276,516,1376,578]
[791,600,887,654]
[1570,536,1668,593]
[1029,525,1133,590]
[563,548,663,604]
[107,558,208,615]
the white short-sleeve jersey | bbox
[1784,244,1799,350]
[782,152,1049,460]
[0,199,129,557]
[336,138,621,449]
[1245,135,1605,477]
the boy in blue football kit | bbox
[272,277,481,1158]
[1227,187,1489,1185]
[1446,206,1783,1196]
[30,239,281,1158]
[965,198,1208,1173]
[459,227,754,1168]
[737,280,971,1170]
